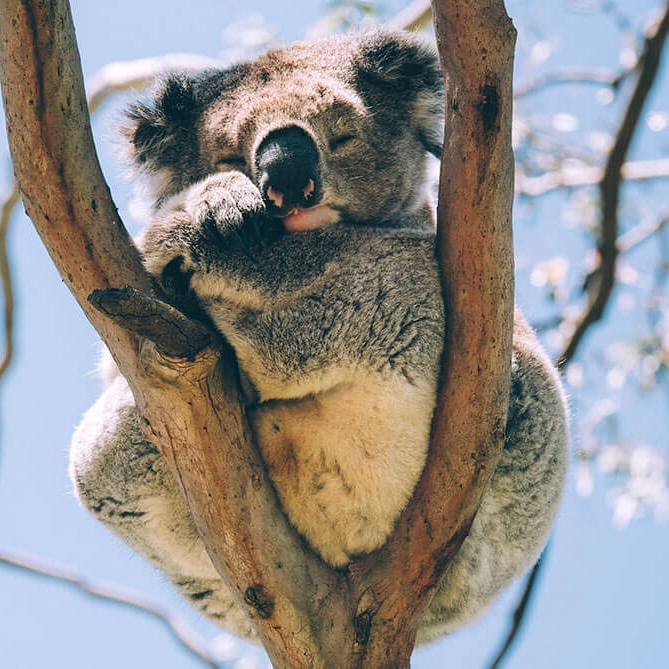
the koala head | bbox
[123,31,444,231]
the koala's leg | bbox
[417,319,569,644]
[69,375,257,642]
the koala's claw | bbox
[186,172,270,258]
[229,212,265,261]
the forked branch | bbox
[0,0,516,665]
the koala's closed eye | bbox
[216,156,247,171]
[328,134,356,152]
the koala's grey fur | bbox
[70,31,568,645]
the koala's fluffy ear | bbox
[122,73,201,174]
[354,32,444,158]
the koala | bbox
[69,31,568,646]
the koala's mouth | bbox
[281,205,340,232]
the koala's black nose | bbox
[254,126,322,214]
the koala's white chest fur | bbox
[251,372,435,566]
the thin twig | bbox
[516,158,669,197]
[488,547,549,669]
[0,547,222,668]
[617,210,669,253]
[558,3,669,368]
[385,0,433,32]
[0,185,18,381]
[514,67,628,99]
[86,54,223,114]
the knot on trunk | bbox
[244,584,275,619]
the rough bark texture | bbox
[0,0,516,665]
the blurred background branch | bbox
[0,548,223,669]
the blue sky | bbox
[1,1,668,668]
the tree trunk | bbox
[0,0,516,664]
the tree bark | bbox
[0,0,516,665]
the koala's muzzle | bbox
[255,126,322,216]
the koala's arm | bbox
[137,172,271,285]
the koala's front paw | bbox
[184,172,273,254]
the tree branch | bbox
[0,50,228,385]
[385,0,433,32]
[0,185,17,381]
[617,210,669,253]
[0,547,222,669]
[88,287,213,359]
[513,67,627,99]
[86,54,224,114]
[516,158,669,197]
[1,2,332,666]
[0,0,151,361]
[342,0,516,658]
[558,2,669,368]
[488,548,548,669]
